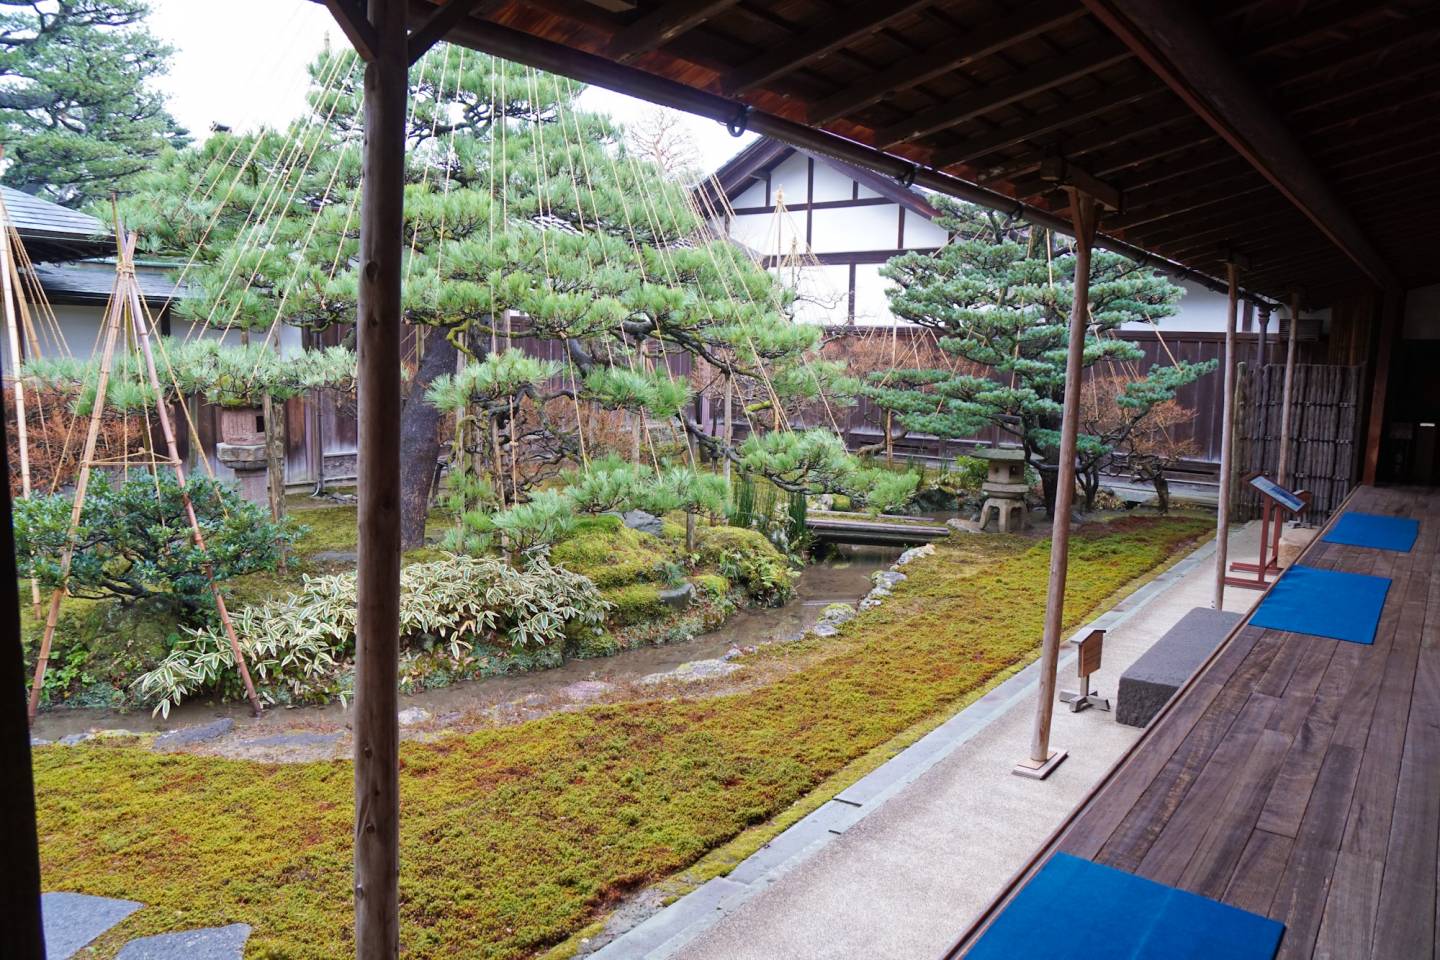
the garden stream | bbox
[30,544,905,759]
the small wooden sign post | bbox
[1226,473,1310,591]
[1059,628,1110,713]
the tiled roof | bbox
[30,260,188,306]
[0,186,112,261]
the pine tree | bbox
[864,198,1214,516]
[0,0,187,206]
[118,47,906,550]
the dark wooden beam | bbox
[1269,9,1440,90]
[1363,289,1403,484]
[978,102,1195,183]
[809,0,1083,124]
[325,0,381,61]
[874,39,1132,149]
[608,0,740,63]
[1038,157,1121,211]
[351,0,408,956]
[936,82,1163,167]
[1081,0,1397,288]
[0,352,41,958]
[408,0,497,64]
[1246,2,1397,58]
[722,0,931,96]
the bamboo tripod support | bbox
[0,194,42,620]
[26,230,264,722]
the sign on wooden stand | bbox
[1059,629,1110,713]
[1226,473,1310,591]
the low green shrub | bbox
[134,555,610,715]
[696,525,796,606]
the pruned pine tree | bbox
[0,0,187,206]
[863,197,1213,517]
[118,47,909,551]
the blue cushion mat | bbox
[967,853,1284,960]
[1322,511,1419,552]
[1249,563,1391,645]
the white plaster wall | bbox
[852,263,897,326]
[730,210,802,257]
[733,179,766,209]
[810,205,901,254]
[1404,282,1440,339]
[810,162,854,203]
[780,263,850,325]
[768,153,811,206]
[1118,280,1228,333]
[903,214,949,250]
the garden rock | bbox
[872,570,907,590]
[31,736,51,747]
[154,718,234,750]
[619,510,664,537]
[638,659,741,685]
[896,543,936,566]
[57,733,92,746]
[242,732,341,748]
[115,923,252,960]
[658,582,694,608]
[811,622,840,638]
[42,892,143,960]
[397,708,431,727]
[819,602,856,625]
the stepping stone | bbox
[154,718,234,750]
[115,923,251,960]
[42,891,143,960]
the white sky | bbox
[145,0,754,175]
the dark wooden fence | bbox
[1234,363,1363,523]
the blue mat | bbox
[1322,511,1419,552]
[968,853,1283,960]
[1249,564,1391,645]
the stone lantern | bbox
[215,406,270,504]
[976,446,1029,532]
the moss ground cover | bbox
[33,515,1207,959]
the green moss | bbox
[19,594,179,708]
[694,526,794,605]
[600,583,670,626]
[33,516,1209,960]
[550,516,676,589]
[690,574,730,599]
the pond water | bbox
[30,544,904,741]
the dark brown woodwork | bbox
[1269,10,1440,90]
[982,103,1197,184]
[0,351,42,956]
[1080,0,1396,287]
[324,0,380,61]
[808,0,1084,124]
[407,0,496,64]
[1363,291,1401,485]
[399,329,459,550]
[721,0,931,96]
[936,83,1163,167]
[348,0,408,955]
[874,39,1133,149]
[608,0,740,63]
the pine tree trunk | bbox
[399,331,459,551]
[263,391,288,574]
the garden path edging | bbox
[583,534,1221,960]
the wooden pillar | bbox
[1362,289,1402,485]
[1277,291,1300,486]
[347,0,408,955]
[1214,257,1242,610]
[0,351,43,957]
[1257,303,1270,371]
[1016,188,1100,780]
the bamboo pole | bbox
[27,251,129,722]
[1017,188,1099,780]
[1277,291,1300,486]
[1214,260,1241,610]
[0,211,41,619]
[122,245,263,718]
[351,0,408,953]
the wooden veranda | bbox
[947,484,1440,959]
[2,1,1437,957]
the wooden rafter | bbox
[808,0,1084,124]
[874,39,1132,148]
[323,0,379,61]
[1269,9,1440,89]
[608,0,740,63]
[1081,0,1398,289]
[721,0,932,95]
[980,101,1196,182]
[408,0,498,64]
[934,82,1163,168]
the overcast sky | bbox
[145,0,754,175]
